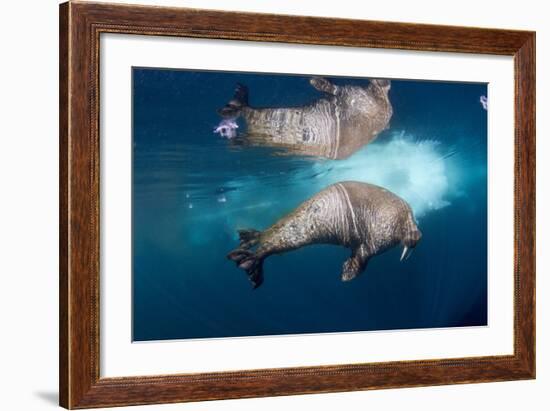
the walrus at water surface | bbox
[227,182,421,289]
[219,77,393,159]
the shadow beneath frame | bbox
[34,391,58,406]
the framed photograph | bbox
[59,1,535,409]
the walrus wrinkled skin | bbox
[227,181,421,289]
[219,77,393,159]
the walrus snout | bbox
[405,228,422,246]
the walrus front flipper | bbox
[371,78,391,89]
[310,77,338,95]
[341,245,370,282]
[218,83,249,118]
[227,249,265,289]
[238,229,261,249]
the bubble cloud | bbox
[308,131,458,218]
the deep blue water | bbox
[132,67,487,341]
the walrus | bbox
[227,181,421,289]
[218,77,393,159]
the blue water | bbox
[132,68,487,341]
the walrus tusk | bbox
[400,246,413,262]
[400,246,408,261]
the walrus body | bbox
[219,78,393,159]
[228,181,421,289]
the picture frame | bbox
[59,1,535,409]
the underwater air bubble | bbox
[213,118,239,139]
[480,95,488,110]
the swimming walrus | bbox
[218,77,393,159]
[227,181,421,289]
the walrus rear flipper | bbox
[227,249,264,289]
[238,229,261,249]
[218,83,249,118]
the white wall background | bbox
[0,0,546,410]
